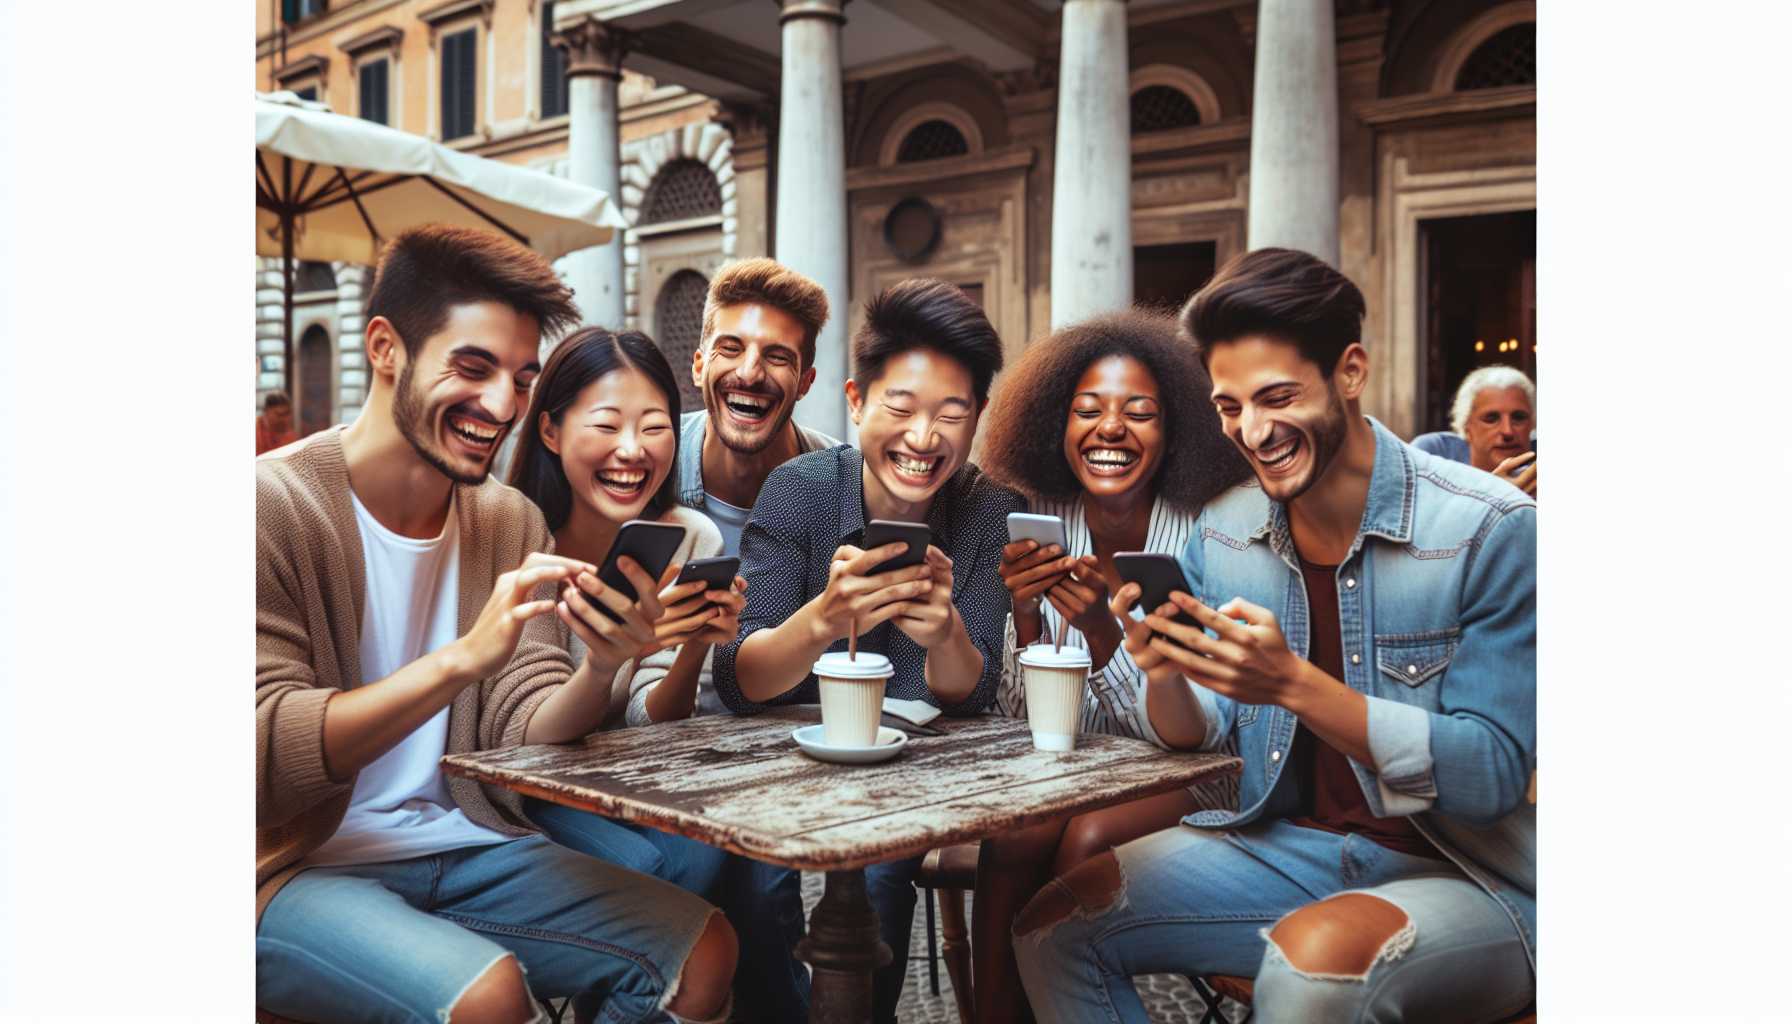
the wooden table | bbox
[442,706,1239,1023]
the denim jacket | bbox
[1140,418,1537,967]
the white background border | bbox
[3,2,1792,1019]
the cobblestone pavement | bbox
[798,872,1247,1024]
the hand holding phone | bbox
[862,520,932,575]
[1001,512,1072,608]
[658,556,747,650]
[587,520,687,623]
[1113,553,1200,630]
[1492,451,1537,497]
[814,527,936,642]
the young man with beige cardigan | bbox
[255,225,736,1024]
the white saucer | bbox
[792,725,908,765]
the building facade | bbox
[255,0,1535,442]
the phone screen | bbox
[675,556,740,591]
[862,520,931,575]
[1113,552,1198,628]
[589,520,686,622]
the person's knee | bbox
[1055,814,1122,873]
[1265,893,1412,979]
[1012,849,1127,942]
[448,955,536,1024]
[664,911,738,1022]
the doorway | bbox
[1133,241,1217,315]
[1419,210,1535,435]
[297,325,334,436]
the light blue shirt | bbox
[676,409,839,558]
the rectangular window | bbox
[293,85,319,102]
[440,27,477,140]
[282,0,327,24]
[540,1,568,119]
[359,59,389,125]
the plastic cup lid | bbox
[1018,643,1092,669]
[814,651,894,679]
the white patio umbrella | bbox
[255,90,625,389]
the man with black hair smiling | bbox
[1014,249,1536,1024]
[715,277,1023,1024]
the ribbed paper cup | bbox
[1018,644,1092,751]
[814,651,894,747]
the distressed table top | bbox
[442,707,1240,870]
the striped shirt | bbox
[996,493,1237,810]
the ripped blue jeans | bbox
[256,836,719,1024]
[1012,819,1533,1024]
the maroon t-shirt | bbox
[1288,557,1438,859]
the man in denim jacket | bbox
[1013,249,1535,1023]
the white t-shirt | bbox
[305,493,512,867]
[702,491,753,558]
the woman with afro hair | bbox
[972,307,1252,1022]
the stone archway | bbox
[617,123,738,330]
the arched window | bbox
[296,260,337,293]
[1454,22,1535,91]
[1130,84,1202,133]
[297,325,334,435]
[654,270,709,413]
[641,160,722,225]
[895,120,969,163]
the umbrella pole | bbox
[282,210,295,395]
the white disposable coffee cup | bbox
[814,651,894,747]
[1018,644,1092,751]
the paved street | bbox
[798,872,1247,1024]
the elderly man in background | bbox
[1412,365,1537,496]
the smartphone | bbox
[589,520,687,622]
[1006,512,1068,554]
[674,555,740,592]
[862,519,932,576]
[1113,552,1199,629]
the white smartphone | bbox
[1006,512,1068,553]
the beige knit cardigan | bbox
[255,428,572,921]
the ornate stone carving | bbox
[552,15,630,79]
[993,62,1058,97]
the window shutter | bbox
[541,1,567,119]
[440,35,454,136]
[282,0,299,25]
[458,31,476,137]
[360,60,388,125]
[441,29,477,139]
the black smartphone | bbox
[588,520,687,622]
[674,555,740,592]
[862,519,932,576]
[1113,552,1199,629]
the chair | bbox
[913,842,980,1024]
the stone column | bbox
[1246,0,1340,266]
[721,102,776,260]
[553,16,629,329]
[1050,0,1132,329]
[775,0,849,439]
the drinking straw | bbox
[849,617,858,661]
[1054,615,1068,654]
